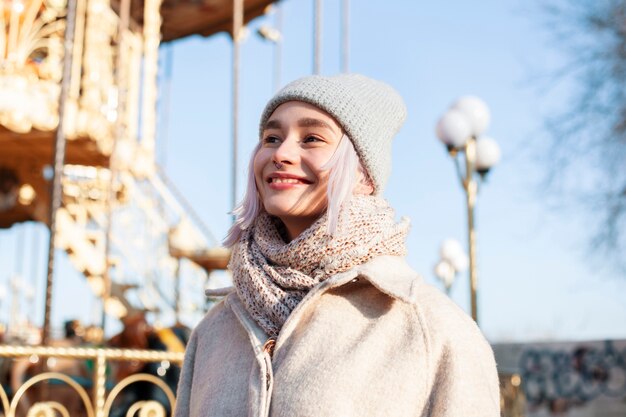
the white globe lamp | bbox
[452,96,491,136]
[436,109,472,148]
[475,137,501,174]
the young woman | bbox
[174,74,500,416]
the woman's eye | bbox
[303,135,322,143]
[263,136,280,144]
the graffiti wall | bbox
[493,340,626,417]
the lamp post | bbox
[434,238,469,296]
[435,96,501,325]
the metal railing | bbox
[0,345,529,417]
[0,345,184,417]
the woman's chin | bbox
[263,198,322,218]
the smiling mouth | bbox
[267,176,312,185]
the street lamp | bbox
[434,238,469,296]
[435,96,501,324]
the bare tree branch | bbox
[539,0,626,268]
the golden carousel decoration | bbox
[0,0,277,414]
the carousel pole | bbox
[341,0,349,73]
[140,0,162,163]
[42,0,78,345]
[313,0,322,74]
[10,227,25,334]
[28,226,41,324]
[231,0,243,222]
[274,4,282,92]
[174,260,181,324]
[159,44,174,169]
[101,0,132,336]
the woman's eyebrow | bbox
[298,118,336,132]
[264,119,282,130]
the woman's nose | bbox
[273,136,299,165]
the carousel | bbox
[0,0,276,415]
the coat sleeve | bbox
[173,327,198,417]
[417,290,500,417]
[424,329,500,416]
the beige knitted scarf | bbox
[230,195,410,337]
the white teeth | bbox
[271,178,302,184]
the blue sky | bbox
[158,0,626,341]
[1,0,625,342]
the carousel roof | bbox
[132,0,279,42]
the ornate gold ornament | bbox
[0,345,183,417]
[9,371,95,417]
[0,0,66,132]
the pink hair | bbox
[223,135,371,247]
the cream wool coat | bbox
[174,256,500,417]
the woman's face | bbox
[254,101,343,240]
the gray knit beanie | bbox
[259,73,407,194]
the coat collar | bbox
[217,256,422,347]
[343,255,422,304]
[206,255,422,305]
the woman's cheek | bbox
[252,153,266,192]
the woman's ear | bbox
[353,172,374,195]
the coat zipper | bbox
[263,337,277,358]
[263,337,277,391]
[260,344,274,417]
